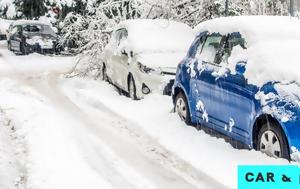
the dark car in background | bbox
[7,20,60,55]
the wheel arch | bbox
[173,85,193,120]
[252,114,291,152]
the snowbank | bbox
[0,42,74,77]
[60,78,295,189]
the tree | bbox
[14,0,47,19]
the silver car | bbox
[102,19,194,99]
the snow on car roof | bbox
[12,19,50,26]
[116,19,195,53]
[194,16,300,87]
[195,16,300,45]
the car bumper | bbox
[135,72,176,98]
[25,43,56,54]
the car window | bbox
[222,33,246,61]
[197,35,224,64]
[115,28,128,46]
[23,24,42,33]
[11,27,18,35]
[197,33,246,65]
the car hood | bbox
[137,52,186,70]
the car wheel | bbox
[257,123,290,160]
[128,75,137,100]
[102,64,108,81]
[7,42,12,51]
[20,42,27,55]
[175,92,191,125]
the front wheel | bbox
[20,42,27,55]
[128,75,137,100]
[102,64,108,81]
[175,92,191,125]
[257,123,290,160]
[7,41,12,51]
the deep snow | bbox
[0,38,297,189]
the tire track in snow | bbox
[24,75,228,189]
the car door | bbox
[191,32,255,142]
[10,26,22,51]
[106,28,129,90]
[190,33,229,133]
[212,33,256,142]
[114,28,130,90]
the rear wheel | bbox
[257,123,290,160]
[175,92,191,125]
[128,75,137,100]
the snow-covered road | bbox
[0,41,295,189]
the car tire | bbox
[102,64,108,82]
[128,75,137,100]
[7,42,12,51]
[257,123,290,160]
[175,92,191,125]
[20,42,27,55]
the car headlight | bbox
[138,62,155,74]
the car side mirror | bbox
[235,61,246,76]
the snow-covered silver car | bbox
[102,19,194,99]
[7,20,58,55]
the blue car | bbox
[172,16,300,160]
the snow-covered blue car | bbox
[172,16,300,160]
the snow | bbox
[195,16,300,87]
[0,19,299,189]
[116,19,195,54]
[0,0,16,18]
[0,18,12,34]
[0,109,22,189]
[137,52,186,69]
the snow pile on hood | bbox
[136,52,186,68]
[227,40,300,86]
[196,16,300,86]
[117,19,195,53]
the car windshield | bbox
[22,24,56,37]
[23,24,42,33]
